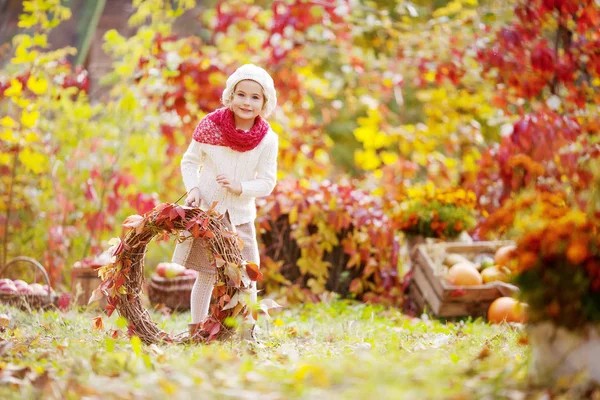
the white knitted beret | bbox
[222,64,278,118]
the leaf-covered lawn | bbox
[0,300,594,399]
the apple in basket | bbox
[164,263,186,278]
[29,283,47,295]
[156,262,187,278]
[0,279,17,294]
[13,280,33,294]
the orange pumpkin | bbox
[447,262,482,286]
[487,297,527,324]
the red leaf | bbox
[114,273,125,290]
[203,230,216,240]
[349,278,363,294]
[208,321,221,339]
[169,207,181,221]
[105,304,116,318]
[245,262,263,281]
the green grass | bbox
[0,299,595,399]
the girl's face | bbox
[230,80,265,123]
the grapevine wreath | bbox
[91,202,276,345]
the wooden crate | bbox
[71,266,106,308]
[409,241,519,318]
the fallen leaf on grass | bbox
[0,313,11,328]
[92,316,104,331]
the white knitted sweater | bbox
[180,129,278,226]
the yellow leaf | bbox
[119,91,136,112]
[0,117,16,127]
[354,149,381,171]
[21,109,39,128]
[289,206,298,224]
[104,29,125,46]
[19,147,47,174]
[27,75,48,95]
[0,129,16,143]
[18,14,37,28]
[4,79,23,96]
[424,71,436,83]
[381,151,398,165]
[33,34,48,47]
[24,131,39,143]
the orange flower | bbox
[454,221,463,232]
[566,241,590,265]
[517,251,539,272]
[546,300,561,318]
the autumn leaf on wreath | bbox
[222,292,239,311]
[245,262,263,281]
[213,254,227,269]
[258,298,282,319]
[92,316,104,331]
[88,288,104,305]
[169,205,185,221]
[225,262,242,287]
[122,215,145,234]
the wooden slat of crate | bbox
[408,282,425,312]
[410,240,519,318]
[411,265,443,313]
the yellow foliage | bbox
[4,79,23,97]
[27,75,48,95]
[354,149,381,171]
[21,109,39,128]
[381,151,398,165]
[19,147,47,174]
[0,117,16,128]
[0,130,16,143]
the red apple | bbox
[156,263,168,278]
[17,285,34,295]
[0,281,17,294]
[29,283,46,295]
[13,280,29,290]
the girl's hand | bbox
[184,187,201,207]
[216,174,242,195]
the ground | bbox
[0,300,594,399]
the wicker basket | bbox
[147,275,196,311]
[0,256,56,310]
[408,241,519,318]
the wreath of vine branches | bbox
[90,202,271,345]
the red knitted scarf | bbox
[192,107,269,152]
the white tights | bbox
[190,270,258,325]
[190,270,216,324]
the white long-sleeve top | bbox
[180,129,278,226]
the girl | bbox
[172,64,278,340]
